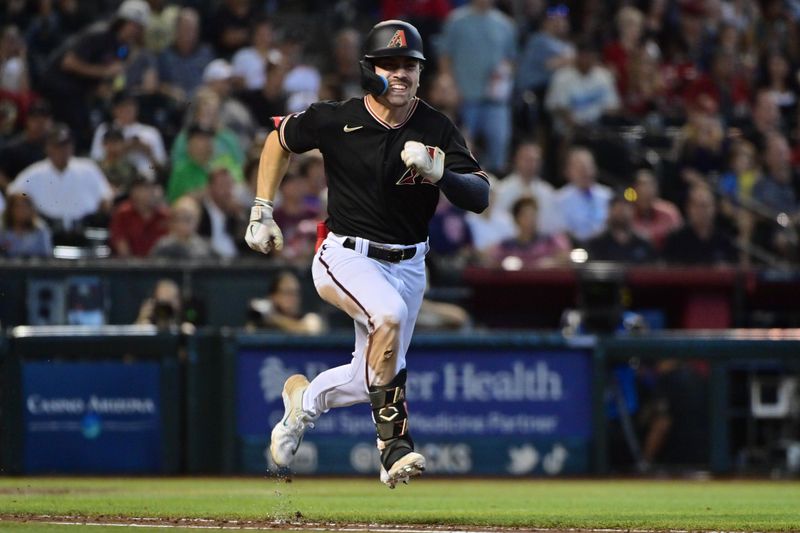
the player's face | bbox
[373,57,421,108]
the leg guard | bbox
[369,369,414,469]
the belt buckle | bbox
[387,248,403,262]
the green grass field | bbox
[0,477,799,532]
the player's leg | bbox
[374,258,427,487]
[270,240,409,468]
[310,240,426,485]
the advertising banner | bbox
[23,361,163,473]
[237,348,592,475]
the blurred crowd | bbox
[1,0,800,271]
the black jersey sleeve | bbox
[277,102,332,154]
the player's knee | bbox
[374,300,407,333]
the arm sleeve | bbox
[438,170,489,213]
[276,102,329,154]
[438,120,490,213]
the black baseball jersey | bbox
[277,96,487,245]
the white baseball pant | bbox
[302,232,427,418]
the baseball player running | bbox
[245,20,489,488]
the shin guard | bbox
[368,369,414,469]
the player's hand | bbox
[245,199,283,254]
[401,141,444,183]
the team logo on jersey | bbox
[397,145,438,186]
[387,30,407,48]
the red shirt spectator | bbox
[109,178,169,257]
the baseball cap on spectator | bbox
[203,59,233,83]
[47,123,73,145]
[28,100,52,117]
[117,0,151,26]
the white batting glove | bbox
[245,198,283,254]
[401,141,445,184]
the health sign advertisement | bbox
[237,348,592,476]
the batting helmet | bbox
[363,20,425,62]
[360,20,425,96]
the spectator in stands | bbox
[425,71,460,126]
[556,147,612,243]
[753,133,798,216]
[631,169,683,251]
[90,90,167,182]
[8,123,112,240]
[150,194,214,259]
[171,87,245,181]
[673,96,728,192]
[278,30,322,115]
[0,24,32,128]
[231,16,274,91]
[167,123,218,203]
[465,174,515,256]
[98,127,139,200]
[494,141,564,235]
[758,50,797,122]
[622,41,668,119]
[238,50,288,129]
[135,278,192,330]
[742,89,784,151]
[246,270,325,334]
[273,171,320,265]
[429,196,475,269]
[751,132,800,260]
[718,139,759,206]
[545,37,620,139]
[515,3,573,118]
[603,6,645,100]
[40,0,151,151]
[198,164,246,259]
[663,185,737,265]
[157,7,213,103]
[320,28,362,102]
[0,192,52,258]
[683,49,751,125]
[109,176,168,257]
[143,0,180,54]
[587,194,656,263]
[439,0,517,174]
[200,58,256,152]
[208,0,258,59]
[0,100,51,190]
[490,196,571,268]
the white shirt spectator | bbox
[556,183,613,242]
[284,65,321,113]
[465,210,515,252]
[545,65,619,132]
[90,122,167,180]
[8,158,112,229]
[232,47,267,90]
[495,173,565,235]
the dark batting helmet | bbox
[363,20,425,62]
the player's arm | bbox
[245,130,291,254]
[401,141,489,213]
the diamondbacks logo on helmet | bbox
[387,29,407,48]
